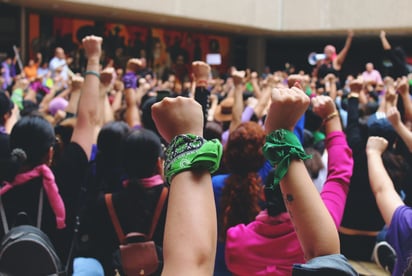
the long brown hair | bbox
[220,122,265,240]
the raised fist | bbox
[82,35,102,60]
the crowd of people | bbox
[0,29,412,276]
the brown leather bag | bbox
[105,187,168,276]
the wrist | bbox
[164,134,222,183]
[196,79,208,87]
[366,150,383,157]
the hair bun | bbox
[11,148,27,164]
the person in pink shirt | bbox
[361,62,383,86]
[225,95,354,275]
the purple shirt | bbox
[387,205,412,276]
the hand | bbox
[265,82,310,132]
[347,29,354,39]
[380,30,386,39]
[82,35,102,60]
[250,72,258,82]
[366,136,388,156]
[396,76,409,96]
[385,85,397,106]
[70,75,84,90]
[231,70,246,86]
[349,78,363,93]
[192,61,210,84]
[100,67,115,86]
[209,93,218,105]
[287,74,303,89]
[151,97,204,143]
[386,106,401,127]
[311,95,337,120]
[126,58,143,73]
[324,73,336,83]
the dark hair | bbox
[122,128,162,179]
[10,115,55,167]
[95,121,130,192]
[382,150,410,194]
[303,147,324,179]
[141,96,160,137]
[204,121,223,141]
[97,121,130,167]
[220,122,265,239]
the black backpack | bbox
[0,188,66,276]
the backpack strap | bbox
[105,194,126,244]
[0,196,9,234]
[147,186,168,240]
[0,187,44,234]
[36,187,44,228]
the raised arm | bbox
[366,136,404,225]
[264,84,340,260]
[335,30,354,69]
[229,70,245,133]
[396,76,412,122]
[312,95,353,226]
[380,30,391,50]
[192,61,211,128]
[123,58,142,128]
[387,106,412,152]
[70,35,102,160]
[98,67,115,125]
[152,97,219,276]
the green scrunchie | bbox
[263,129,312,190]
[164,134,223,183]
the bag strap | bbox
[37,187,44,228]
[105,193,126,244]
[105,186,168,243]
[147,186,168,240]
[0,187,44,234]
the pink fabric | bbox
[122,174,164,189]
[361,70,383,85]
[320,131,353,227]
[225,131,353,275]
[226,210,304,276]
[0,164,66,229]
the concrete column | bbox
[247,36,266,72]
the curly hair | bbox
[220,122,266,240]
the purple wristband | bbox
[122,72,137,89]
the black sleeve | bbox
[345,97,365,153]
[194,86,210,128]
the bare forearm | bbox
[280,160,340,260]
[393,122,412,152]
[401,94,412,121]
[124,87,140,127]
[229,85,244,133]
[71,56,100,159]
[163,170,216,276]
[367,152,404,225]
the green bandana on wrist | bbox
[263,129,312,190]
[164,134,223,183]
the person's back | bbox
[76,128,168,274]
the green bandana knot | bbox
[263,129,312,190]
[164,134,223,183]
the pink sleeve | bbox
[320,131,353,227]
